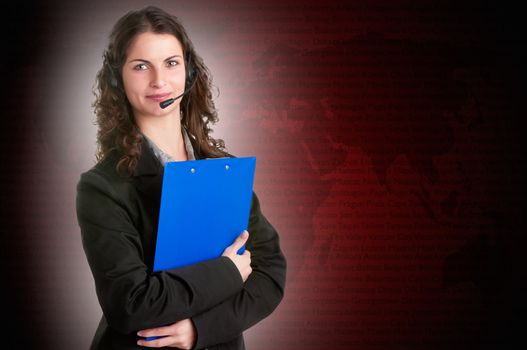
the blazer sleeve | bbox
[76,170,244,335]
[190,191,287,349]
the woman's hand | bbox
[137,318,196,348]
[222,230,252,282]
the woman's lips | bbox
[146,93,171,102]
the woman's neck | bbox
[135,110,188,161]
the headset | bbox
[103,50,197,109]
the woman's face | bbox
[121,32,186,119]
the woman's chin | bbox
[134,105,179,118]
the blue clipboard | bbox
[152,156,256,272]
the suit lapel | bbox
[131,137,164,203]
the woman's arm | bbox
[76,170,245,335]
[189,191,287,349]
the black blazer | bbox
[76,136,287,350]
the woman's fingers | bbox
[224,230,249,255]
[221,230,252,281]
[137,319,195,349]
[137,335,177,347]
[138,323,175,338]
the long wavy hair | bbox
[93,6,230,177]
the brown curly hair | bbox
[93,6,231,177]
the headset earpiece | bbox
[185,52,196,90]
[103,52,121,89]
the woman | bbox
[76,6,286,350]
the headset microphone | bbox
[159,91,185,109]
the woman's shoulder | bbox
[77,151,133,197]
[81,150,119,176]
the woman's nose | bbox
[150,69,167,88]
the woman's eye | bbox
[134,63,148,70]
[167,60,178,67]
